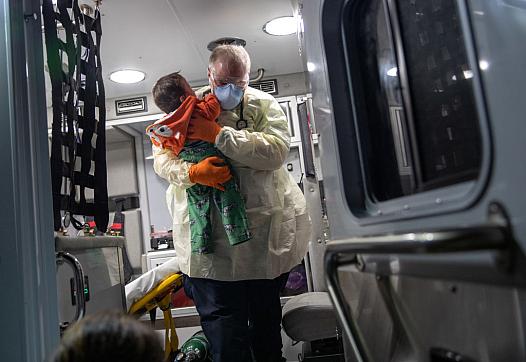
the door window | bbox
[345,0,482,202]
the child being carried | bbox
[147,72,251,254]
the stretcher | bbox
[125,258,183,360]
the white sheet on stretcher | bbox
[124,257,180,311]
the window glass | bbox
[348,0,482,201]
[397,0,482,186]
[352,0,412,201]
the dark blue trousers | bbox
[184,273,289,362]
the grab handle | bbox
[324,226,509,362]
[56,251,86,330]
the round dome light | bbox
[263,16,297,36]
[479,60,489,70]
[109,69,145,84]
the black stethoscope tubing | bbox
[236,98,248,130]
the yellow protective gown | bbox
[153,86,311,281]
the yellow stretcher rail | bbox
[128,273,184,359]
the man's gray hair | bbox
[209,45,251,75]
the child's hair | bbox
[152,71,189,113]
[52,310,164,362]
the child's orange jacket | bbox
[146,94,221,155]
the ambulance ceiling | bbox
[44,0,303,102]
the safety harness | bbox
[43,0,108,232]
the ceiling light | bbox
[109,70,145,84]
[263,16,297,36]
[387,67,398,77]
[479,60,489,70]
[463,70,473,79]
[307,62,316,72]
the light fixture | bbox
[479,60,489,70]
[207,37,246,51]
[263,16,297,36]
[109,69,145,84]
[387,67,398,77]
[463,70,473,79]
[307,62,316,72]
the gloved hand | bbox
[187,119,222,144]
[188,156,232,191]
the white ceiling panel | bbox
[167,0,303,77]
[100,0,207,98]
[43,0,304,102]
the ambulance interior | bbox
[12,0,524,360]
[47,0,331,361]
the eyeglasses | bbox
[209,71,249,89]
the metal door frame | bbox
[0,0,59,359]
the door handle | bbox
[324,226,509,362]
[430,347,477,362]
[56,251,87,331]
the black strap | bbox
[43,0,108,232]
[236,98,248,130]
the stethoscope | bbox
[236,99,248,130]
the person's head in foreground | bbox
[52,310,164,362]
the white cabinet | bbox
[146,249,176,270]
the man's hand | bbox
[188,156,232,191]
